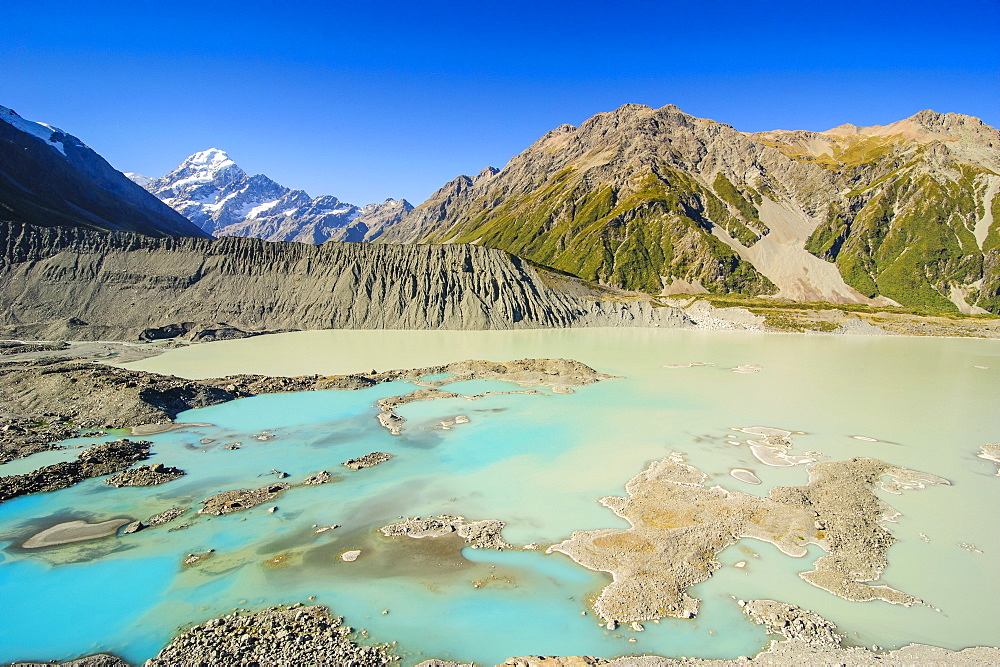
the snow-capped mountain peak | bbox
[179,148,237,176]
[161,148,244,192]
[130,149,411,243]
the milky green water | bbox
[1,329,998,664]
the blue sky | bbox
[4,0,997,205]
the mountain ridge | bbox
[380,104,1000,314]
[0,105,208,238]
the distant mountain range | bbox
[0,105,206,237]
[2,101,997,316]
[383,104,999,314]
[128,149,412,243]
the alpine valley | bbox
[1,100,999,667]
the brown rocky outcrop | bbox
[143,605,393,666]
[104,462,185,487]
[0,439,151,502]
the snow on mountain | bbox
[351,198,415,241]
[1,105,79,157]
[0,104,208,238]
[124,172,152,187]
[132,149,410,243]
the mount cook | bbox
[128,148,412,244]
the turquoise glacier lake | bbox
[1,328,998,664]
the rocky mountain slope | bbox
[0,220,688,341]
[0,105,208,238]
[382,104,1000,314]
[129,149,412,243]
[753,111,1000,314]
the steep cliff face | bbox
[0,106,208,238]
[382,104,1000,313]
[0,221,688,340]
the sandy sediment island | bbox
[0,439,152,503]
[342,452,394,470]
[728,427,819,468]
[302,470,334,485]
[21,518,133,549]
[403,358,618,391]
[746,441,816,467]
[372,358,615,434]
[729,468,761,484]
[548,456,949,624]
[0,356,614,464]
[146,507,188,526]
[978,443,1000,475]
[381,514,513,550]
[122,507,190,534]
[740,599,841,645]
[376,388,461,434]
[375,386,543,435]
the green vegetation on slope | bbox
[976,191,1000,312]
[805,166,989,313]
[427,165,776,295]
[712,172,761,221]
[703,172,765,246]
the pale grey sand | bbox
[730,468,762,484]
[978,443,1000,475]
[22,518,131,548]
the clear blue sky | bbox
[4,0,997,205]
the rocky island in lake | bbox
[549,455,948,623]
